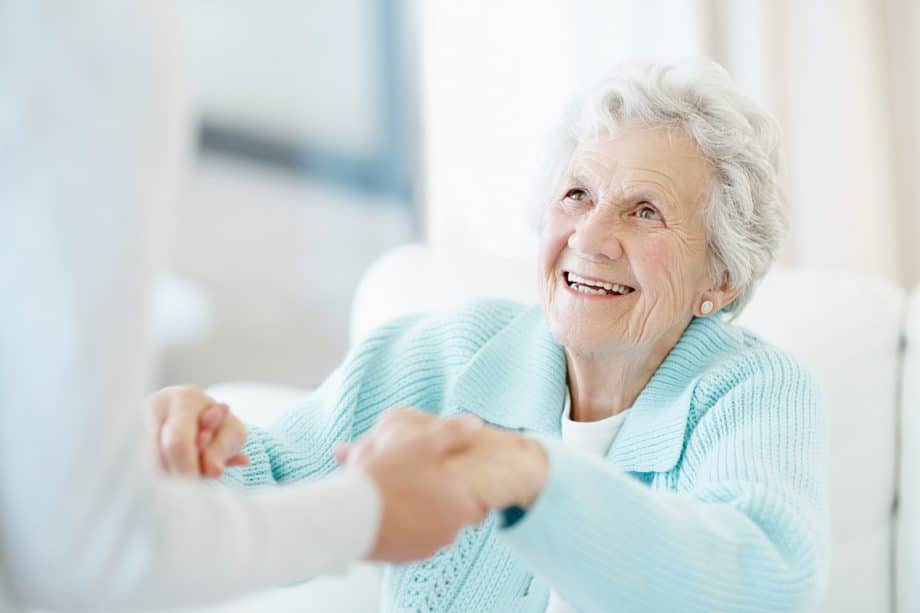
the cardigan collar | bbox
[448,304,742,473]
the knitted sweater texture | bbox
[226,299,828,612]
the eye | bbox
[635,202,662,221]
[563,188,589,202]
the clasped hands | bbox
[146,386,548,562]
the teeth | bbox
[566,272,633,295]
[573,283,606,295]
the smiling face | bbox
[539,123,721,356]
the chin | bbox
[545,307,619,355]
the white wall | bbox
[415,0,568,258]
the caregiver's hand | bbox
[334,408,490,562]
[444,425,549,510]
[146,385,250,478]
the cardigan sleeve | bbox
[222,367,353,487]
[499,350,829,613]
[223,301,520,488]
[222,313,431,488]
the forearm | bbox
[499,437,826,613]
[0,221,379,611]
[3,460,379,611]
[0,15,376,600]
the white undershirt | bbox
[545,389,630,613]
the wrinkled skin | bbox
[539,123,742,421]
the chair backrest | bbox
[351,244,907,612]
[734,271,906,613]
[898,286,920,613]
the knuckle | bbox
[161,431,190,457]
[428,420,458,444]
[173,384,206,403]
[439,419,463,436]
[169,384,193,397]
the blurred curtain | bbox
[416,0,920,289]
[707,0,918,290]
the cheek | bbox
[631,240,699,305]
[538,209,572,278]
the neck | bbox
[565,320,690,422]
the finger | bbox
[199,402,228,431]
[156,432,169,472]
[427,414,484,456]
[160,404,205,475]
[333,442,353,465]
[206,452,249,476]
[226,453,250,467]
[146,399,170,471]
[199,449,219,479]
[197,403,228,449]
[454,412,483,430]
[202,415,248,477]
[373,408,445,451]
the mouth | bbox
[562,270,637,297]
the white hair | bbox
[533,59,786,318]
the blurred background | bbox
[160,0,418,388]
[39,0,919,389]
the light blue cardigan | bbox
[227,299,828,612]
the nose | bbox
[567,209,624,262]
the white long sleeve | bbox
[0,2,380,610]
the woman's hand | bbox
[146,385,249,478]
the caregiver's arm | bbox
[497,351,829,613]
[0,163,482,612]
[0,188,381,608]
[0,3,480,609]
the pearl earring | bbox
[701,300,714,315]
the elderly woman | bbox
[159,60,827,612]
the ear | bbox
[695,271,744,317]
